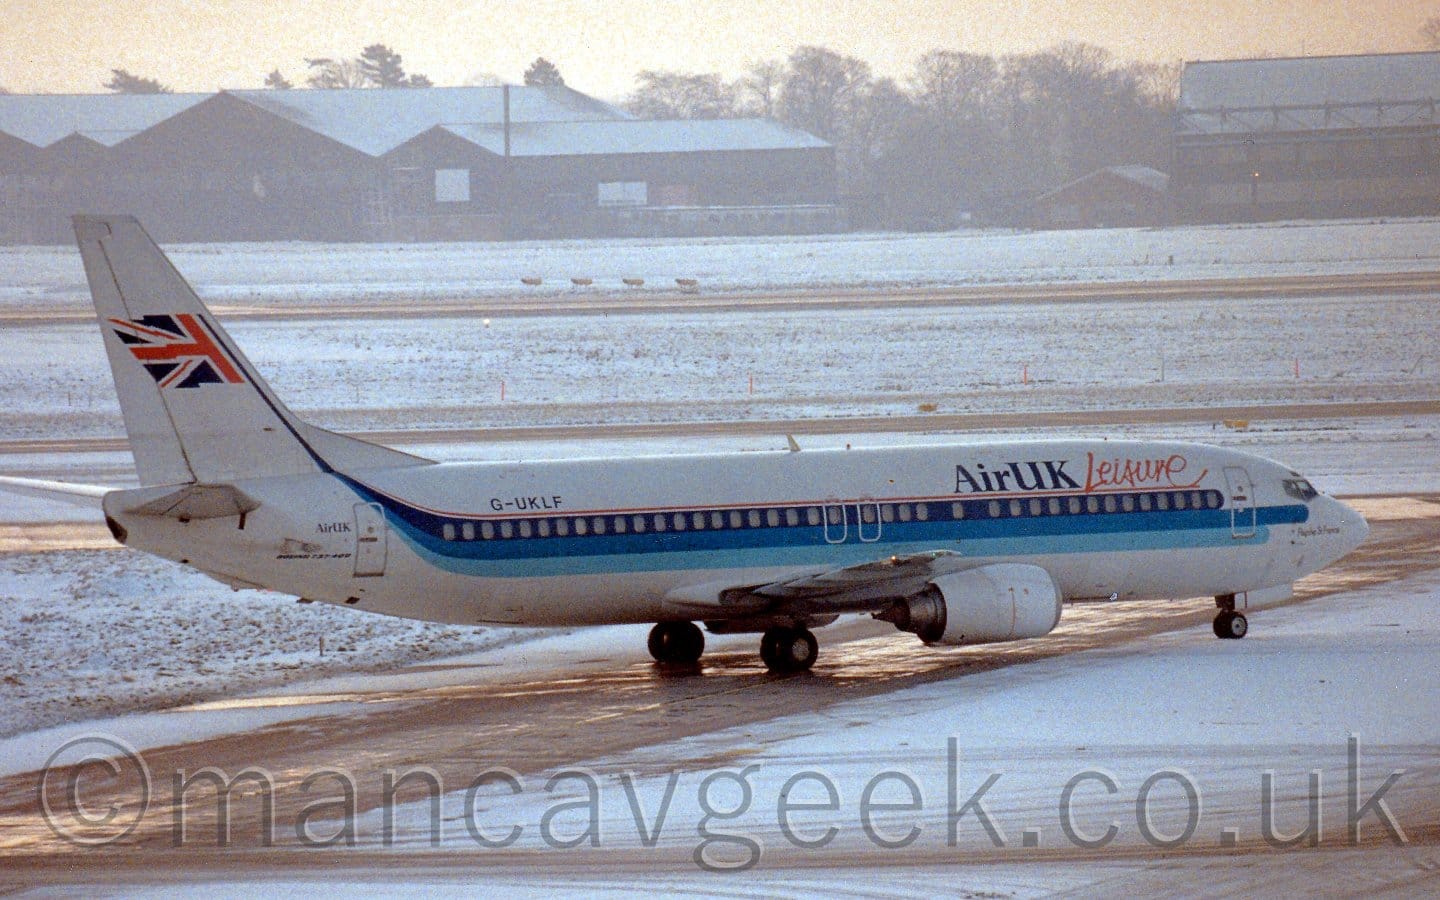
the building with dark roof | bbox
[1173,51,1440,222]
[0,85,838,243]
[1023,165,1172,228]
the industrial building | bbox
[1173,51,1440,222]
[0,85,839,244]
[1023,165,1171,228]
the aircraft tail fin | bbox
[73,215,430,486]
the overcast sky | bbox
[3,0,1434,98]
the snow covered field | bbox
[3,217,1440,311]
[4,218,1438,441]
[0,549,531,739]
[2,292,1437,441]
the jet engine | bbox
[876,563,1062,646]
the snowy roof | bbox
[436,118,830,157]
[1035,165,1169,202]
[226,85,631,156]
[0,85,630,155]
[0,92,208,148]
[1178,52,1440,136]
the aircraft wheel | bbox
[1213,610,1248,640]
[760,627,818,673]
[648,621,704,664]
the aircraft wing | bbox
[664,549,973,619]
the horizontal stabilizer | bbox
[0,475,111,507]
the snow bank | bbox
[0,550,525,741]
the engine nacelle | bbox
[877,563,1062,646]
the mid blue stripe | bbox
[396,526,1275,578]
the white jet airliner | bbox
[3,216,1369,672]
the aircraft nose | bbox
[1337,498,1369,554]
[1322,495,1369,559]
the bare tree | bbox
[1131,60,1182,107]
[305,57,369,89]
[626,71,739,118]
[105,69,171,94]
[776,46,871,141]
[911,50,996,121]
[842,77,916,196]
[524,57,564,86]
[263,69,292,90]
[737,60,784,117]
[893,50,1006,222]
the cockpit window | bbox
[1283,478,1318,502]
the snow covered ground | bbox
[22,563,1437,895]
[3,218,1438,442]
[0,548,542,740]
[2,292,1437,441]
[361,568,1440,864]
[5,217,1440,312]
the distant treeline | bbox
[624,44,1179,226]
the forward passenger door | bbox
[1224,467,1257,539]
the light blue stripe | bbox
[398,524,1272,578]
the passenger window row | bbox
[978,489,1223,520]
[436,490,1225,541]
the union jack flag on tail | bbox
[108,314,246,389]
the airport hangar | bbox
[1172,50,1440,223]
[0,84,839,244]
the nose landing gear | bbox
[1213,595,1249,640]
[1213,610,1248,639]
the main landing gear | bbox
[647,621,704,665]
[1213,594,1248,639]
[759,626,819,673]
[646,621,821,673]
